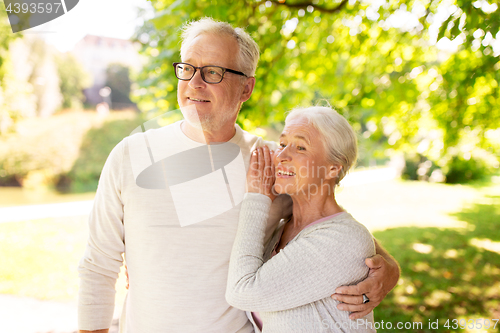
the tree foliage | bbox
[1,13,65,132]
[1,14,90,132]
[0,4,16,81]
[105,63,134,106]
[0,9,23,133]
[24,37,62,117]
[134,0,499,174]
[56,53,91,109]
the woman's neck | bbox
[290,192,343,230]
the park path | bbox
[0,167,398,333]
[0,294,120,333]
[0,293,119,333]
[0,200,94,224]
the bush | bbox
[0,112,97,188]
[0,111,143,191]
[63,114,144,192]
[444,155,495,184]
[401,154,421,181]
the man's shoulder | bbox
[123,121,186,157]
[237,126,277,150]
[126,121,181,143]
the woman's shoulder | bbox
[287,213,376,273]
[301,213,374,248]
[299,212,359,229]
[330,212,371,232]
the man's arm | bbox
[332,238,400,319]
[78,141,126,331]
[79,330,109,333]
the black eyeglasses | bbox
[172,62,248,84]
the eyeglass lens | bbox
[176,64,225,83]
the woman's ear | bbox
[326,165,342,181]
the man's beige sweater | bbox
[78,121,290,332]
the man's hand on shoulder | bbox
[331,241,400,319]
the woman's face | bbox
[273,116,339,197]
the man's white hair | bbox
[180,17,260,77]
[286,106,358,184]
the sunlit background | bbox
[0,0,499,332]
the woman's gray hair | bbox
[286,106,358,184]
[180,17,260,77]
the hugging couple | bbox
[78,18,400,333]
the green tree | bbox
[133,0,499,178]
[105,63,133,107]
[1,24,62,131]
[0,8,22,133]
[56,53,91,109]
[25,37,62,117]
[0,11,14,83]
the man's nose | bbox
[188,69,206,89]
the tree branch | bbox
[269,0,349,14]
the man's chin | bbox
[184,116,218,132]
[180,107,207,127]
[180,106,235,134]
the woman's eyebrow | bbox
[294,135,310,145]
[279,133,310,145]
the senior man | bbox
[78,18,400,333]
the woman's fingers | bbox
[262,147,277,200]
[264,147,275,188]
[258,147,265,177]
[251,149,260,176]
[246,146,276,200]
[263,146,271,175]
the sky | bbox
[23,0,153,52]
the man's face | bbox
[177,33,254,134]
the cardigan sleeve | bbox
[226,193,375,312]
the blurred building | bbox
[71,35,142,107]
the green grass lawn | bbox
[0,215,128,305]
[0,216,88,300]
[0,178,499,332]
[336,179,500,332]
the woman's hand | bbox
[247,146,276,201]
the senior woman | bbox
[226,106,376,332]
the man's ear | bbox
[240,77,256,102]
[326,165,342,181]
